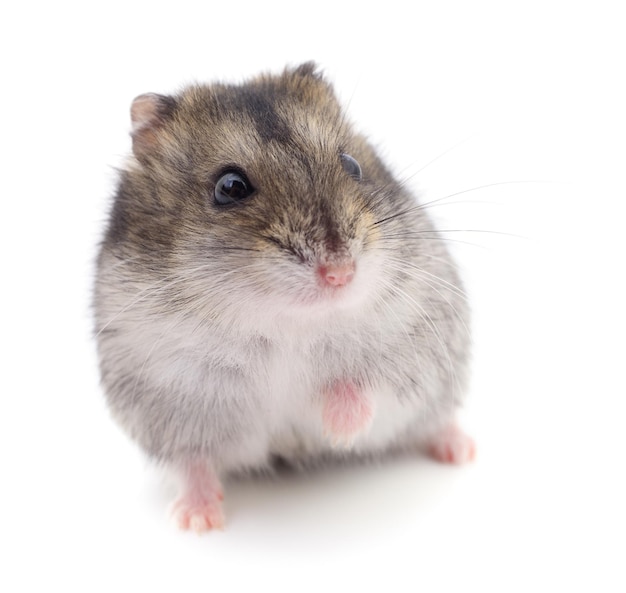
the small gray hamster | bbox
[94,62,475,532]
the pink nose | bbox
[318,262,356,287]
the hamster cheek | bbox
[170,461,225,532]
[427,423,476,465]
[322,381,375,448]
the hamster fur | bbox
[94,62,475,531]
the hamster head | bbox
[104,63,432,333]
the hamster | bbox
[94,62,475,532]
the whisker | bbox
[389,229,527,240]
[415,179,555,213]
[376,275,459,394]
[378,236,494,250]
[409,134,477,178]
[382,257,469,300]
[382,261,472,341]
[371,179,553,228]
[95,260,267,336]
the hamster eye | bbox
[340,153,362,181]
[214,171,254,205]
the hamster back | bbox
[94,63,475,532]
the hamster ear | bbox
[130,93,176,157]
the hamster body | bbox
[94,63,474,531]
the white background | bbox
[2,1,625,591]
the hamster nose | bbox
[318,262,356,287]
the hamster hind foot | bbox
[428,423,476,464]
[322,381,375,448]
[171,462,225,532]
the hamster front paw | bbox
[322,381,374,448]
[171,461,225,532]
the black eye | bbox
[340,153,362,181]
[214,171,254,205]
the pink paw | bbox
[428,423,476,464]
[172,496,225,532]
[171,462,225,533]
[322,381,374,447]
